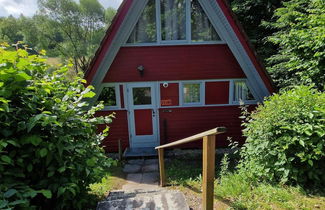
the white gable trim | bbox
[91,0,149,92]
[199,0,270,101]
[90,0,270,103]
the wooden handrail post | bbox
[158,148,166,187]
[202,135,216,210]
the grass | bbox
[89,161,126,200]
[165,155,325,209]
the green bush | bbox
[0,45,113,209]
[239,86,325,186]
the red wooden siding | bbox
[103,45,246,82]
[134,109,153,135]
[205,81,229,104]
[96,110,129,152]
[119,85,125,108]
[160,83,179,106]
[159,106,247,148]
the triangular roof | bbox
[85,0,274,101]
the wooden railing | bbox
[155,127,226,210]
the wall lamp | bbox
[137,65,145,76]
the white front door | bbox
[127,83,159,148]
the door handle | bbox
[152,109,155,117]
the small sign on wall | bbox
[161,99,172,106]
[160,83,179,106]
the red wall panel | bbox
[159,106,248,148]
[95,105,255,152]
[205,81,229,104]
[134,109,153,135]
[103,45,246,82]
[160,83,179,106]
[96,110,129,152]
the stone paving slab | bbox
[123,164,141,173]
[125,173,142,183]
[127,159,144,165]
[142,172,159,184]
[144,159,158,165]
[98,158,189,209]
[122,159,160,191]
[142,164,158,172]
[97,190,189,210]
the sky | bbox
[0,0,123,17]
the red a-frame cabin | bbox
[85,0,273,152]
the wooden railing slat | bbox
[155,126,225,210]
[158,148,166,187]
[202,135,216,210]
[155,127,226,149]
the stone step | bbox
[97,190,189,210]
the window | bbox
[133,87,152,105]
[183,83,201,104]
[233,81,255,102]
[127,0,156,43]
[127,0,221,44]
[191,0,220,42]
[161,0,186,41]
[97,86,118,107]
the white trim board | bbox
[98,79,257,111]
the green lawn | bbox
[89,162,126,200]
[165,156,325,210]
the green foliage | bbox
[267,0,325,90]
[37,0,116,72]
[216,171,325,209]
[165,156,325,209]
[230,0,284,62]
[0,45,114,209]
[239,86,325,186]
[0,1,116,72]
[89,161,125,199]
[0,16,24,44]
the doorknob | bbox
[152,109,155,117]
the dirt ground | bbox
[167,185,230,210]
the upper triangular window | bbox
[127,0,157,43]
[191,0,220,42]
[127,0,222,44]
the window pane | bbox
[191,0,220,42]
[161,0,186,41]
[133,87,152,105]
[98,87,117,106]
[233,81,255,101]
[127,0,156,43]
[183,83,200,103]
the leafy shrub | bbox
[0,45,113,209]
[239,86,325,186]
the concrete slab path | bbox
[97,158,189,210]
[122,159,160,191]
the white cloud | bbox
[0,0,38,17]
[98,0,123,9]
[0,0,123,17]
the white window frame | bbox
[231,80,258,105]
[97,83,121,110]
[180,81,204,106]
[124,0,225,46]
[156,79,259,108]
